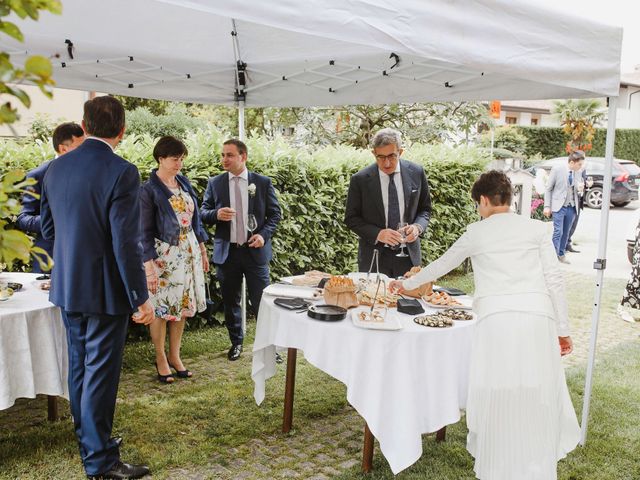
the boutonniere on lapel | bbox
[248,183,257,197]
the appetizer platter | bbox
[413,313,454,328]
[422,291,471,310]
[351,307,402,331]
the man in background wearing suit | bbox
[201,139,281,361]
[543,150,585,264]
[345,128,432,277]
[16,122,85,272]
[41,96,154,480]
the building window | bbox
[505,116,517,125]
[531,118,539,125]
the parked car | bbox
[529,156,640,209]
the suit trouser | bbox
[360,246,415,278]
[216,245,270,346]
[61,310,128,476]
[566,208,581,249]
[552,206,577,257]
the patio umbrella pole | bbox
[239,99,247,334]
[580,95,618,445]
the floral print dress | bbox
[152,186,206,321]
[621,217,640,312]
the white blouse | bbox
[403,213,570,336]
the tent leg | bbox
[580,95,618,446]
[238,100,247,335]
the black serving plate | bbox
[7,282,22,291]
[307,304,347,321]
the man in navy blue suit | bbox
[201,139,281,361]
[16,122,85,272]
[41,96,154,480]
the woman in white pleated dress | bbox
[390,170,580,480]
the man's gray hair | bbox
[371,128,402,150]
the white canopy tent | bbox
[3,0,623,451]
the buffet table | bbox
[252,293,476,475]
[0,272,68,420]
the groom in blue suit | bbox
[201,139,281,360]
[41,96,154,480]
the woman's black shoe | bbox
[154,362,175,384]
[168,362,192,378]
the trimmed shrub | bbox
[2,128,488,328]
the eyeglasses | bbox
[375,153,398,161]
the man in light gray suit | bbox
[345,128,432,277]
[543,150,585,264]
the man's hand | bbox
[403,224,421,243]
[248,233,265,248]
[543,207,552,218]
[132,299,155,325]
[559,336,573,356]
[376,228,402,246]
[217,207,235,222]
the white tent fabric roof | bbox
[2,0,622,106]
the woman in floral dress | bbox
[140,136,209,383]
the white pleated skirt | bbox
[466,311,580,480]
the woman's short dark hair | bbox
[83,96,125,138]
[52,122,84,153]
[471,170,513,206]
[153,136,188,162]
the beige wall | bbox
[0,85,89,138]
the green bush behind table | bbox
[1,128,488,329]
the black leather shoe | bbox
[112,437,123,448]
[227,344,243,361]
[566,245,580,253]
[87,461,150,479]
[275,353,284,364]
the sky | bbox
[537,0,640,73]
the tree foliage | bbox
[553,99,606,152]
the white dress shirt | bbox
[228,168,249,243]
[402,213,570,336]
[378,163,405,227]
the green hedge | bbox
[516,126,640,161]
[1,129,488,327]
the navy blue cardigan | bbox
[140,170,208,262]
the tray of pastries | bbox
[291,270,332,287]
[422,291,471,310]
[414,313,454,328]
[351,308,402,331]
[358,289,400,308]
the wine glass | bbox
[396,222,409,258]
[247,214,258,236]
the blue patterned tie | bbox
[388,172,401,229]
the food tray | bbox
[350,308,403,331]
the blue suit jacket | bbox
[201,171,281,265]
[140,169,209,262]
[40,139,149,315]
[16,160,54,258]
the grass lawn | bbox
[0,271,639,479]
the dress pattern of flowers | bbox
[152,187,206,321]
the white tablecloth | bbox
[0,272,68,410]
[252,296,476,474]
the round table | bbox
[252,294,476,475]
[0,272,68,418]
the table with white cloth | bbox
[252,294,476,474]
[0,272,68,420]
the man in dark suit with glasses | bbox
[345,128,432,278]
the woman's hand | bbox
[389,279,405,294]
[559,336,573,356]
[145,260,158,295]
[200,243,210,272]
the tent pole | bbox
[239,100,247,335]
[580,95,618,445]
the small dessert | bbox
[358,310,385,323]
